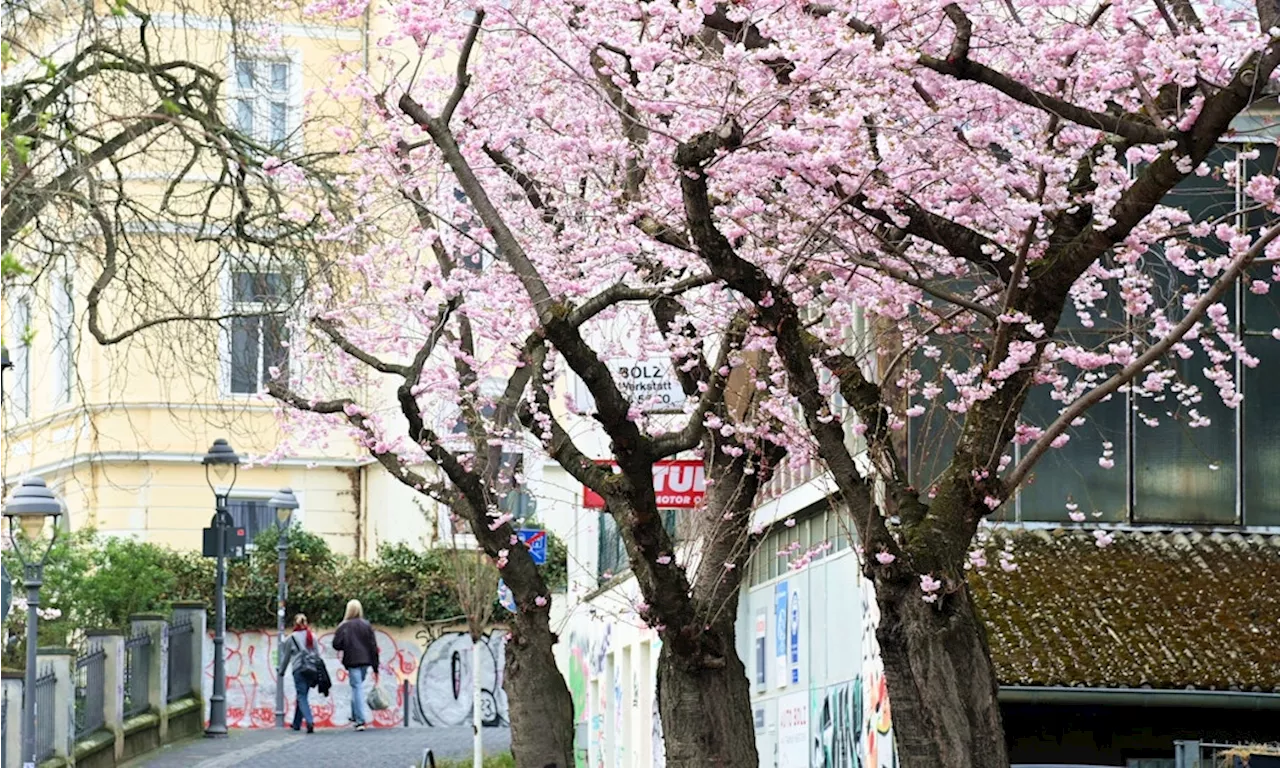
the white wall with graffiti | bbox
[200,624,509,729]
[563,500,897,768]
[560,576,665,768]
[737,548,897,768]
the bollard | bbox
[402,680,410,727]
[421,747,436,768]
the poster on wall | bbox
[777,690,810,768]
[754,610,767,689]
[774,581,788,688]
[788,587,800,685]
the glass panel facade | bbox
[907,144,1279,527]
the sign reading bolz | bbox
[571,357,687,414]
[582,460,707,509]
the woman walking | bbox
[332,599,379,730]
[276,613,319,733]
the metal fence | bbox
[35,663,57,763]
[124,629,152,718]
[75,642,107,739]
[167,618,194,702]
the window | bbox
[52,275,74,406]
[228,497,279,546]
[908,143,1280,527]
[597,510,677,582]
[228,269,290,394]
[231,56,294,147]
[8,297,31,417]
[745,503,847,587]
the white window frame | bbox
[51,271,75,407]
[7,291,33,419]
[218,261,300,398]
[226,48,304,151]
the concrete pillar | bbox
[35,647,75,763]
[169,602,207,705]
[130,614,170,741]
[2,670,23,768]
[86,630,126,760]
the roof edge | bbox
[999,686,1280,710]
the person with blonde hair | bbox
[332,599,379,730]
[276,613,320,733]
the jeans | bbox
[348,665,371,725]
[292,669,313,729]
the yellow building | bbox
[0,0,441,557]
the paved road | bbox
[130,726,511,767]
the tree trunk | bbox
[505,610,576,768]
[875,580,1007,768]
[656,623,758,768]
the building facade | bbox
[0,1,444,557]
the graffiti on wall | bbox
[812,674,895,768]
[567,627,591,768]
[202,626,508,729]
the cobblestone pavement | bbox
[130,726,512,767]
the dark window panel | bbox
[1018,366,1128,523]
[1132,340,1236,524]
[230,316,260,394]
[261,314,289,387]
[1243,333,1280,525]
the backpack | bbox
[293,636,324,687]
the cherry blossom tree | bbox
[45,0,1280,761]
[280,0,1279,765]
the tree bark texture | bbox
[874,581,1007,768]
[656,622,759,768]
[505,609,577,768]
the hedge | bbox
[2,525,566,669]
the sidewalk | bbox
[130,726,511,767]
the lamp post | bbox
[268,487,298,729]
[4,477,64,768]
[202,438,239,738]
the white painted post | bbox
[472,637,482,768]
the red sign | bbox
[582,460,706,509]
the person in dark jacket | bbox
[332,599,379,730]
[276,613,318,733]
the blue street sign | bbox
[518,528,547,566]
[497,579,516,613]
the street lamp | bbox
[2,344,11,407]
[4,477,63,768]
[267,487,298,729]
[202,438,239,738]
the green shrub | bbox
[2,522,567,668]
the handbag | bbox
[366,683,390,711]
